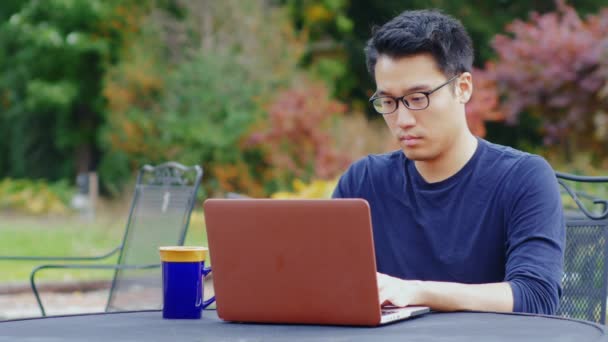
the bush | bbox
[489,1,608,161]
[100,1,306,197]
[102,52,266,197]
[271,178,338,199]
[465,66,505,137]
[245,78,352,193]
[0,0,133,182]
[0,178,74,215]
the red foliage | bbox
[491,0,608,146]
[466,65,504,137]
[246,79,351,183]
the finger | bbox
[388,295,409,308]
[378,285,389,306]
[382,288,407,308]
[382,280,410,308]
[380,285,403,307]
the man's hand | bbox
[376,272,514,312]
[377,272,423,307]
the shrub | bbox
[0,0,136,182]
[100,1,306,197]
[271,178,338,199]
[490,1,608,161]
[103,52,266,197]
[465,66,505,137]
[245,78,352,192]
[0,178,74,215]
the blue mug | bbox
[159,246,215,319]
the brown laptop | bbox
[203,198,429,326]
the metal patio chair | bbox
[555,171,608,324]
[0,162,203,316]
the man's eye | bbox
[409,95,426,103]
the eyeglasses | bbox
[369,75,460,115]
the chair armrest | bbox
[556,171,608,220]
[0,245,122,261]
[30,263,160,316]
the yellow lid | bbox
[159,246,207,262]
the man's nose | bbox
[396,101,416,128]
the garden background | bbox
[1,0,608,318]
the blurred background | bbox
[0,0,607,318]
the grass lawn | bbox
[0,209,208,283]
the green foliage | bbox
[100,1,308,197]
[161,55,263,163]
[0,0,133,182]
[7,0,608,198]
[287,0,353,38]
[97,150,131,197]
[0,178,75,215]
[153,53,265,198]
[284,0,354,98]
[101,51,270,196]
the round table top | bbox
[0,310,606,342]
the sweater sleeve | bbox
[504,156,565,315]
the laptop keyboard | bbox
[381,306,423,315]
[381,309,399,315]
[381,306,401,315]
[380,305,402,315]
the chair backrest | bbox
[105,162,203,312]
[555,171,608,324]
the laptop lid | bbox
[203,198,385,326]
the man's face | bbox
[374,53,470,162]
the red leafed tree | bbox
[491,0,608,159]
[466,64,505,137]
[246,78,351,188]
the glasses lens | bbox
[404,93,429,110]
[372,97,397,114]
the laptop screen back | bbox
[203,199,383,326]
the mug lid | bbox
[159,246,207,262]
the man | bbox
[332,9,564,315]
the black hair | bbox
[364,9,473,79]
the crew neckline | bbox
[404,137,485,189]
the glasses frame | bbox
[369,74,460,115]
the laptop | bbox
[203,198,430,326]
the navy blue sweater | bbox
[333,138,565,314]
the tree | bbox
[0,0,135,180]
[489,1,608,161]
[100,0,310,196]
[245,77,351,190]
[282,0,608,145]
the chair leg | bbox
[29,265,47,317]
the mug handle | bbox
[201,266,216,309]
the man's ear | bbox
[456,72,473,104]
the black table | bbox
[0,310,606,341]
